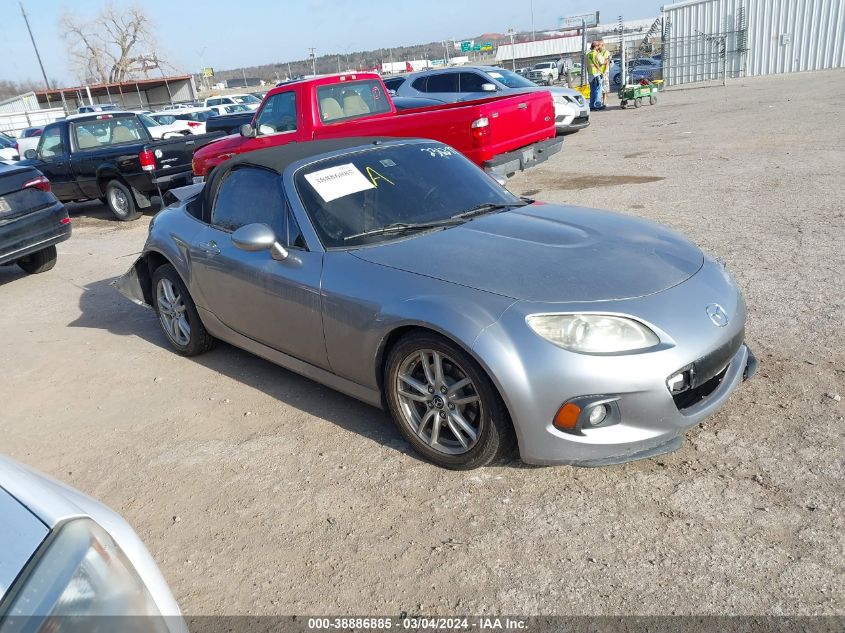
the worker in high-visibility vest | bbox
[586,41,605,111]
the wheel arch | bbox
[374,323,515,433]
[133,249,176,306]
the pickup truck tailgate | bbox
[483,91,555,155]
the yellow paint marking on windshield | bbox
[365,166,395,187]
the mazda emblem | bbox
[706,304,729,327]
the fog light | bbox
[587,404,608,426]
[667,370,691,393]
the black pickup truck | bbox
[204,111,254,136]
[21,113,222,221]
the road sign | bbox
[201,67,214,78]
[558,12,599,30]
[472,43,481,51]
[460,40,472,52]
[480,42,493,51]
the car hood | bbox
[350,204,703,303]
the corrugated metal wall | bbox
[663,0,845,85]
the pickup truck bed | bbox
[21,113,223,221]
[192,73,561,178]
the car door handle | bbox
[198,240,220,255]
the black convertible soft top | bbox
[198,137,418,221]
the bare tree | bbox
[60,3,165,84]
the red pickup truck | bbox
[192,73,562,178]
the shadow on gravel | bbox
[68,276,435,464]
[65,199,160,226]
[0,264,28,286]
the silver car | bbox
[389,66,589,133]
[117,138,756,470]
[0,455,186,632]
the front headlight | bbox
[0,518,178,632]
[526,314,660,353]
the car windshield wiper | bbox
[451,201,527,220]
[343,219,463,242]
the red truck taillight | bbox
[185,121,201,128]
[139,148,156,172]
[22,175,51,192]
[470,116,490,148]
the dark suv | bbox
[0,163,71,275]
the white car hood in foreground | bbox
[0,487,47,601]
[0,456,183,620]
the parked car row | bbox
[18,112,222,220]
[385,65,589,133]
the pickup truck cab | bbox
[21,112,221,221]
[192,73,561,179]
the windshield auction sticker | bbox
[304,163,375,202]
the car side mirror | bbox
[481,83,497,92]
[24,149,37,160]
[231,223,288,260]
[239,123,256,138]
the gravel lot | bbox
[2,70,843,616]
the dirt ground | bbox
[2,70,843,616]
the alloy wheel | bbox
[156,278,191,346]
[395,349,483,455]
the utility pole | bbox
[308,47,317,76]
[530,0,536,40]
[20,2,50,91]
[507,28,516,71]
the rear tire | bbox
[634,97,643,108]
[151,264,215,356]
[17,245,57,274]
[105,180,142,221]
[385,332,515,470]
[649,94,657,105]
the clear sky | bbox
[4,0,661,86]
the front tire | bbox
[17,245,57,274]
[152,264,215,356]
[105,180,142,221]
[385,332,514,470]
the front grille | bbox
[673,366,727,410]
[669,329,744,411]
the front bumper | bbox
[483,137,564,178]
[471,258,754,466]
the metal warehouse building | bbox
[662,0,845,85]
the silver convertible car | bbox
[116,138,756,469]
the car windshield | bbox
[0,135,13,149]
[152,114,177,125]
[137,114,160,128]
[485,69,536,89]
[294,142,523,248]
[233,95,261,104]
[223,104,250,113]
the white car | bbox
[161,103,196,111]
[137,113,194,138]
[0,455,186,631]
[66,111,192,140]
[151,107,219,134]
[16,127,44,157]
[203,93,262,111]
[0,132,19,161]
[548,86,590,132]
[204,102,253,117]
